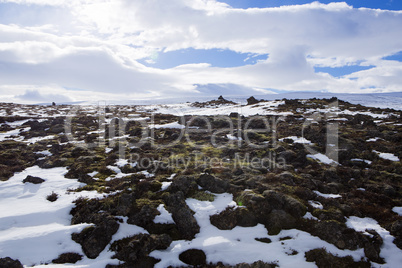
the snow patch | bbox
[154,204,175,224]
[308,200,323,209]
[307,153,338,165]
[392,207,402,216]
[351,158,372,165]
[150,193,365,267]
[346,216,402,267]
[280,136,312,144]
[373,150,400,162]
[0,166,103,266]
[313,190,342,199]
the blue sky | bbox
[220,0,402,10]
[0,0,401,103]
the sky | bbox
[0,0,402,103]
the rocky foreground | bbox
[0,97,401,267]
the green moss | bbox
[135,198,161,208]
[201,145,223,157]
[190,191,215,202]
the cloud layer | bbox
[0,0,402,103]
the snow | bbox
[35,150,53,156]
[366,137,381,142]
[351,158,372,165]
[4,119,31,126]
[161,181,172,191]
[303,212,318,221]
[105,147,113,153]
[113,216,148,241]
[346,216,402,268]
[373,150,400,162]
[226,134,243,141]
[26,135,56,144]
[338,109,390,119]
[106,165,121,174]
[139,101,291,117]
[150,193,366,267]
[167,173,176,180]
[154,204,175,224]
[392,207,402,216]
[115,158,128,167]
[150,121,186,129]
[87,171,98,177]
[137,170,154,178]
[307,153,338,165]
[313,190,342,199]
[308,200,324,209]
[0,128,25,141]
[280,136,312,144]
[0,166,103,266]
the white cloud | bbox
[0,0,401,102]
[17,89,72,103]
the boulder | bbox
[52,253,83,264]
[263,190,306,218]
[197,174,230,193]
[308,221,366,250]
[111,233,171,266]
[23,175,45,184]
[163,192,200,240]
[305,248,370,268]
[388,220,402,249]
[239,190,306,234]
[127,204,160,228]
[179,249,207,266]
[72,215,119,259]
[0,257,23,268]
[265,209,297,235]
[363,229,384,263]
[167,175,198,196]
[210,207,257,230]
[247,96,260,105]
[234,261,278,268]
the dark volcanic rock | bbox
[264,209,297,235]
[111,233,171,266]
[239,190,306,235]
[305,248,370,268]
[247,96,260,105]
[307,221,367,250]
[179,249,207,266]
[52,253,83,264]
[234,261,278,268]
[127,204,160,228]
[163,191,200,240]
[210,207,258,230]
[115,193,135,216]
[0,257,23,268]
[388,220,402,249]
[363,229,384,263]
[263,190,306,218]
[197,174,230,193]
[72,215,119,259]
[23,175,45,184]
[167,175,198,196]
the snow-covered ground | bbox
[0,166,103,267]
[151,193,365,268]
[73,92,402,111]
[1,94,401,267]
[137,100,292,117]
[2,167,400,268]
